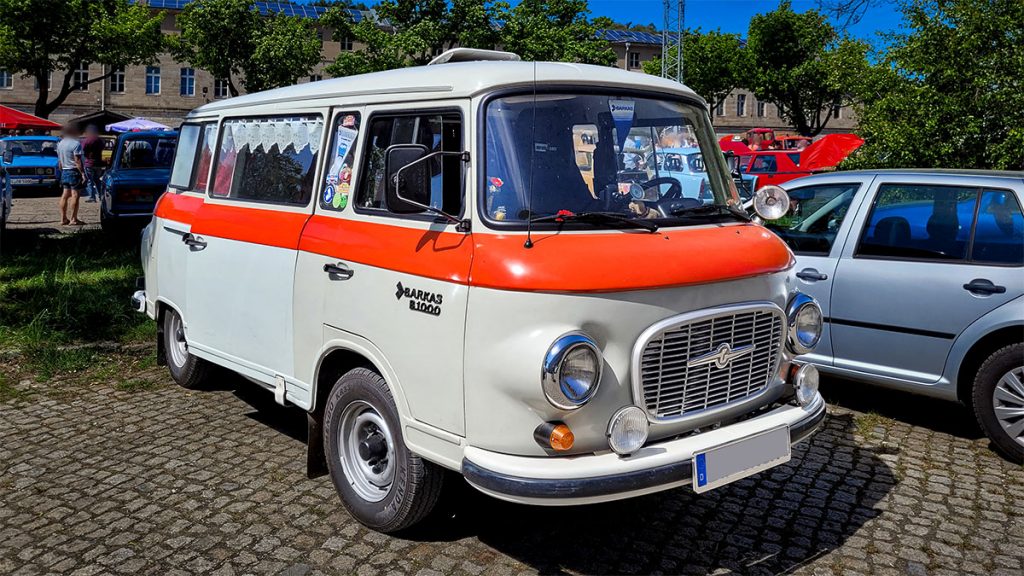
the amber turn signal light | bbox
[534,421,575,452]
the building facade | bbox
[0,4,857,137]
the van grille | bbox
[637,306,784,420]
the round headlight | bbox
[607,406,649,455]
[36,167,47,175]
[794,363,819,406]
[786,293,822,354]
[542,333,602,410]
[752,185,791,221]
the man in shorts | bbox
[56,124,86,225]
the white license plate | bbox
[693,425,790,493]
[11,178,36,185]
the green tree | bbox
[643,29,749,124]
[744,1,868,136]
[591,17,659,34]
[497,0,616,65]
[845,0,1024,170]
[322,0,501,77]
[173,0,321,97]
[0,0,166,118]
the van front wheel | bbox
[162,308,212,389]
[324,368,443,533]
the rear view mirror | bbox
[384,144,431,214]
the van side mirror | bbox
[385,144,431,214]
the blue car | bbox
[647,146,760,202]
[100,130,178,232]
[0,136,61,196]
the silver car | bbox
[767,170,1023,462]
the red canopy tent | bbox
[0,105,61,131]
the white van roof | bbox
[191,61,702,115]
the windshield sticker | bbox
[609,99,635,149]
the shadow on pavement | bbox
[819,375,984,441]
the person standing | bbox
[80,125,105,202]
[56,124,86,225]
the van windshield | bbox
[483,93,738,226]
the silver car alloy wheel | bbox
[993,366,1024,448]
[167,313,189,369]
[338,400,396,503]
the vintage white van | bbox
[135,50,826,532]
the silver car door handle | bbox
[323,262,354,280]
[796,268,828,282]
[963,278,1005,295]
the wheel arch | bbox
[152,298,185,367]
[955,324,1024,406]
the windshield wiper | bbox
[670,203,751,222]
[529,211,659,233]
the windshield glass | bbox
[4,139,57,157]
[116,136,177,169]
[483,93,738,225]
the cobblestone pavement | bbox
[3,195,1024,576]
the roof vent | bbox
[428,48,521,65]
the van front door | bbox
[185,114,325,395]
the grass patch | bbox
[0,373,31,403]
[854,411,887,440]
[115,378,159,393]
[0,229,150,354]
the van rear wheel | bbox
[972,343,1024,464]
[323,367,443,533]
[162,308,212,389]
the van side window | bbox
[320,113,360,211]
[168,123,200,190]
[211,115,324,205]
[356,112,463,215]
[193,123,218,194]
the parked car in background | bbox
[644,147,760,202]
[777,136,813,150]
[0,161,10,255]
[770,170,1024,462]
[738,134,865,187]
[100,130,178,232]
[0,136,60,196]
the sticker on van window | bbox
[321,114,360,211]
[334,183,349,209]
[609,99,635,149]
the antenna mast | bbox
[661,0,684,83]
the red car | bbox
[738,134,864,186]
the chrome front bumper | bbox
[461,394,826,506]
[131,290,146,314]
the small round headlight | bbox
[542,333,602,410]
[786,293,822,354]
[794,364,819,406]
[752,185,791,221]
[607,406,649,455]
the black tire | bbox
[162,308,213,389]
[323,367,444,533]
[972,343,1024,464]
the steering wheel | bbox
[640,177,683,200]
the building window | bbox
[309,74,323,83]
[33,72,52,91]
[832,105,841,119]
[736,94,747,117]
[627,52,640,69]
[180,67,195,96]
[145,66,161,95]
[109,67,125,93]
[340,37,353,51]
[757,100,766,118]
[715,101,724,116]
[213,78,229,99]
[0,70,12,89]
[74,61,89,91]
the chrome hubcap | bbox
[338,400,396,502]
[993,366,1024,447]
[167,313,189,368]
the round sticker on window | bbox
[323,184,335,205]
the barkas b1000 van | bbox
[134,50,827,533]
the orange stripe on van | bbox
[299,216,473,283]
[153,192,204,225]
[468,225,794,292]
[190,203,310,250]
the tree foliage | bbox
[642,29,749,123]
[744,1,867,136]
[845,0,1024,170]
[496,0,615,65]
[173,0,321,96]
[0,0,166,118]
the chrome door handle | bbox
[182,233,207,250]
[796,268,828,282]
[323,262,354,279]
[963,278,1005,295]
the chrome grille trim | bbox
[631,303,786,423]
